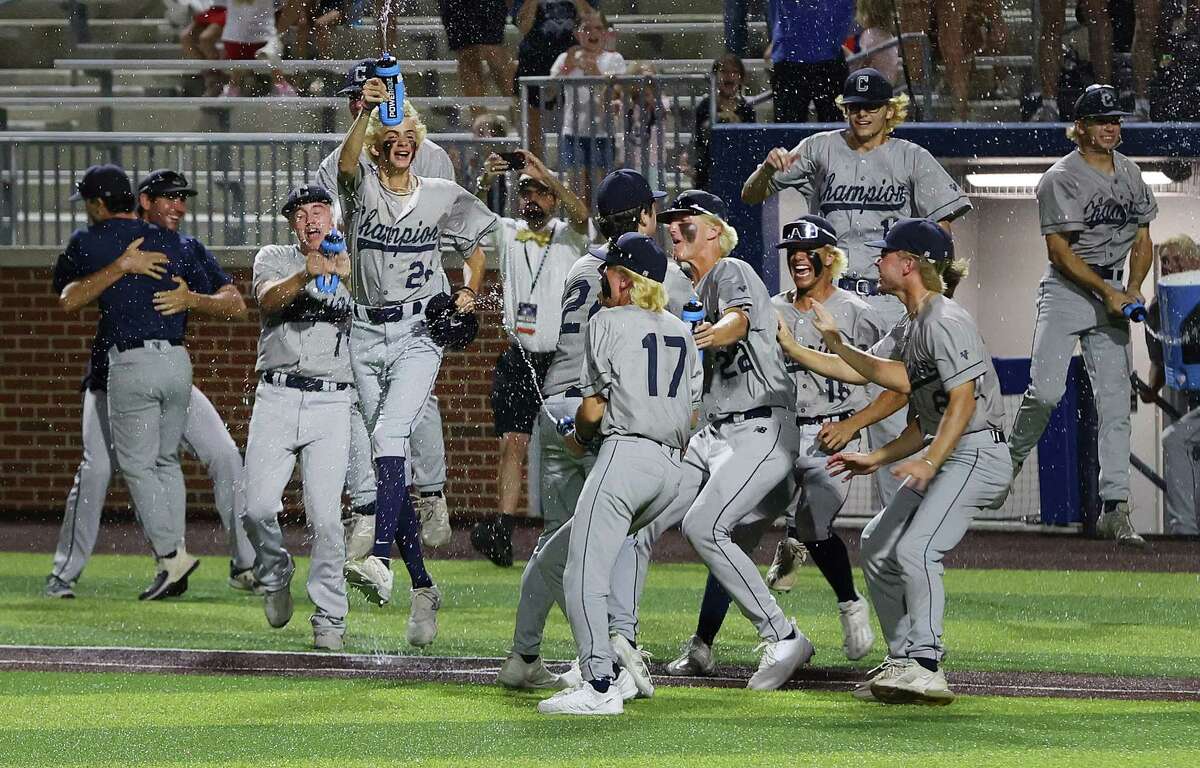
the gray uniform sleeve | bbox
[251,245,292,302]
[869,321,905,361]
[687,332,703,411]
[1131,165,1159,225]
[908,144,972,222]
[714,260,756,315]
[929,318,988,391]
[418,140,456,182]
[580,315,612,399]
[444,185,499,255]
[765,136,818,197]
[851,300,887,349]
[1037,171,1086,236]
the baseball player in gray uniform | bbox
[242,185,353,651]
[742,67,972,512]
[337,77,497,645]
[630,189,815,692]
[789,219,1010,705]
[534,233,702,716]
[1006,85,1157,546]
[316,59,456,557]
[45,169,255,600]
[496,169,688,693]
[665,215,884,677]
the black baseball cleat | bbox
[470,518,514,568]
[139,550,200,601]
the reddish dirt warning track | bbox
[1,645,1196,702]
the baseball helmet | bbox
[424,292,479,350]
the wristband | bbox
[921,458,937,471]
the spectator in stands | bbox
[895,0,969,120]
[515,0,600,158]
[1149,0,1200,120]
[689,52,756,191]
[1130,0,1166,120]
[222,0,294,96]
[966,0,1016,103]
[853,0,902,85]
[468,113,513,214]
[622,62,670,190]
[439,0,516,118]
[550,10,625,205]
[1032,0,1113,120]
[278,0,348,60]
[766,0,854,123]
[180,4,227,97]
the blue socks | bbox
[696,572,732,647]
[373,456,433,589]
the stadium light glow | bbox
[966,171,1174,189]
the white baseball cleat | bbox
[263,587,294,629]
[1098,501,1148,548]
[665,634,717,677]
[406,585,441,647]
[852,657,906,701]
[139,548,200,601]
[610,634,654,698]
[44,575,76,599]
[870,661,955,705]
[228,567,264,595]
[537,683,624,716]
[558,659,583,688]
[417,494,452,548]
[747,621,815,691]
[343,512,376,562]
[838,596,875,661]
[313,628,344,651]
[614,668,638,702]
[345,555,393,606]
[497,652,566,690]
[765,537,807,593]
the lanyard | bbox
[522,222,557,295]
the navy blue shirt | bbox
[768,0,855,64]
[54,220,231,392]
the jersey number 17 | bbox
[641,333,688,398]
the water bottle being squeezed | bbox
[316,229,345,294]
[375,53,405,127]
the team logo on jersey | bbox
[1083,194,1129,228]
[819,172,909,214]
[355,211,441,253]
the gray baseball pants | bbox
[242,381,351,631]
[865,293,909,511]
[52,386,254,583]
[1163,403,1200,535]
[106,342,192,558]
[791,424,857,540]
[346,392,447,507]
[536,435,683,681]
[860,432,1011,661]
[1009,270,1132,501]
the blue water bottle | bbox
[375,53,404,127]
[1122,300,1147,323]
[317,229,345,294]
[682,295,706,360]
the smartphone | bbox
[498,151,527,171]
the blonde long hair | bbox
[696,213,739,257]
[617,267,669,312]
[917,256,969,295]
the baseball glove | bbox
[424,292,479,350]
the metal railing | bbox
[0,132,516,247]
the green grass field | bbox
[2,552,1198,677]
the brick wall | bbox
[0,266,513,521]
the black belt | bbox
[354,301,424,324]
[113,338,184,352]
[1090,264,1126,281]
[564,386,584,398]
[262,371,353,392]
[837,275,880,296]
[712,406,774,427]
[797,410,854,427]
[964,427,1006,444]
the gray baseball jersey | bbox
[252,244,354,383]
[772,287,885,417]
[1036,149,1158,267]
[871,294,1005,439]
[582,305,702,450]
[766,130,971,276]
[696,257,795,420]
[316,139,455,226]
[543,250,692,397]
[340,170,497,306]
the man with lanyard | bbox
[56,164,238,599]
[470,148,590,567]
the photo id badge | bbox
[516,302,538,335]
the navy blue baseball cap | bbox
[595,169,666,217]
[138,168,197,197]
[281,184,334,218]
[338,59,375,96]
[841,68,893,105]
[659,189,729,222]
[865,218,953,263]
[1074,83,1133,119]
[70,163,134,202]
[777,215,837,249]
[592,232,669,283]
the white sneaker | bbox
[558,658,583,688]
[263,587,294,629]
[838,597,875,661]
[871,660,955,705]
[345,555,393,606]
[537,683,623,715]
[497,652,566,690]
[343,513,376,562]
[665,634,716,676]
[228,567,264,595]
[852,657,907,701]
[747,621,815,691]
[407,585,441,647]
[1098,502,1148,548]
[610,634,654,698]
[417,494,452,548]
[765,537,807,593]
[614,668,638,702]
[313,629,344,651]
